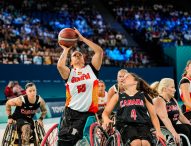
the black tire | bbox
[89,123,109,146]
[35,121,46,145]
[105,130,121,146]
[1,123,16,146]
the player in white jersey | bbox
[179,60,191,115]
[98,80,108,111]
[57,28,103,146]
[107,69,128,104]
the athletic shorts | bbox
[58,107,94,143]
[118,124,153,145]
[16,118,34,132]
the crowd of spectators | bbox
[4,80,25,100]
[103,0,191,46]
[0,0,151,67]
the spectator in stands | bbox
[0,0,150,67]
[33,52,43,65]
[4,81,16,100]
[57,28,103,146]
[151,78,191,145]
[13,81,26,96]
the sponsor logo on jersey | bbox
[71,73,91,83]
[21,109,37,115]
[120,99,144,107]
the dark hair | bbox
[182,60,191,77]
[130,73,158,98]
[25,82,35,89]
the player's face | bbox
[71,52,84,65]
[117,72,126,86]
[166,81,176,98]
[98,82,105,93]
[26,85,37,98]
[123,73,137,87]
[186,63,191,77]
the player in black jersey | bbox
[102,72,165,146]
[5,82,47,145]
[152,78,191,145]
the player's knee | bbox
[141,140,151,146]
[130,139,142,146]
[21,124,31,144]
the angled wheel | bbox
[105,130,121,146]
[35,121,46,145]
[150,128,166,146]
[89,122,109,146]
[40,123,58,146]
[1,123,16,146]
[75,137,90,146]
[158,127,185,146]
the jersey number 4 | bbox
[77,84,86,93]
[130,109,137,120]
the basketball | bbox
[58,28,78,47]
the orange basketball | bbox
[58,28,78,47]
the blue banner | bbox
[46,102,65,118]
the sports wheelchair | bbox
[41,114,122,146]
[89,112,166,146]
[2,120,46,146]
[156,126,191,146]
[41,115,97,146]
[89,122,166,146]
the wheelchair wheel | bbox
[105,130,121,146]
[40,123,58,146]
[160,127,178,146]
[2,123,16,146]
[35,121,46,145]
[150,128,166,146]
[89,122,109,146]
[75,137,90,146]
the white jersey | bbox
[179,76,191,112]
[98,91,108,110]
[113,83,124,94]
[65,65,99,113]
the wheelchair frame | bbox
[1,120,46,146]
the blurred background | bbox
[0,0,191,121]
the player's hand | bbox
[37,119,44,126]
[102,118,113,130]
[73,27,84,41]
[155,130,166,142]
[58,43,72,51]
[8,118,13,124]
[172,132,180,144]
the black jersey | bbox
[159,96,179,125]
[12,95,41,120]
[115,91,152,126]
